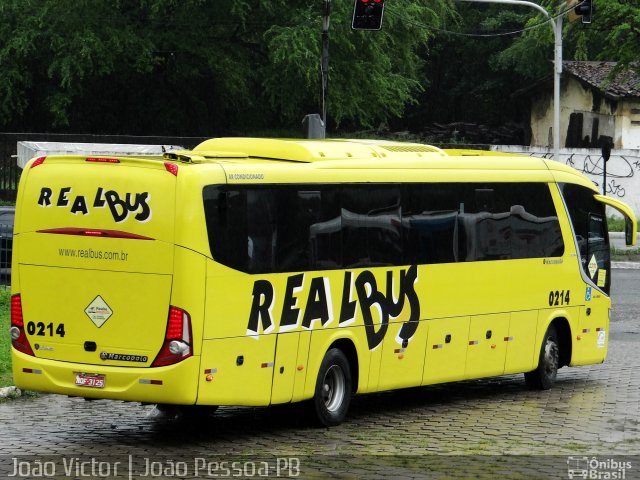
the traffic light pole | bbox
[458,0,563,160]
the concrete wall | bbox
[492,145,640,219]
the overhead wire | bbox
[384,0,587,38]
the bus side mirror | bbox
[593,194,637,247]
[626,219,634,246]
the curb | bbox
[612,261,640,270]
[0,386,21,399]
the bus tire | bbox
[312,348,352,427]
[524,324,559,390]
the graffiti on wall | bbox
[492,146,640,218]
[564,154,638,198]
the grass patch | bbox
[608,216,639,233]
[0,288,12,387]
[611,248,640,262]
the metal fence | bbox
[0,223,11,286]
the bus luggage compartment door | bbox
[198,335,277,406]
[423,316,470,385]
[465,313,510,379]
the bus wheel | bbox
[524,324,559,390]
[312,348,352,427]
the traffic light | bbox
[352,0,385,31]
[574,0,593,24]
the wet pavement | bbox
[0,269,639,479]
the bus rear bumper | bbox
[11,349,200,405]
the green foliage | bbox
[494,0,640,80]
[607,215,625,232]
[416,4,531,125]
[0,0,637,135]
[0,288,11,388]
[0,0,457,134]
[607,216,640,233]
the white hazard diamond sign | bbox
[588,255,598,279]
[85,295,113,328]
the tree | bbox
[0,0,457,135]
[494,0,640,80]
[415,3,530,126]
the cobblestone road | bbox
[0,269,638,479]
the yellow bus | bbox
[10,138,637,426]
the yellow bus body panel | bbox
[10,138,627,410]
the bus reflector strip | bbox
[22,368,42,374]
[469,340,479,345]
[582,328,591,333]
[596,327,604,331]
[37,228,153,240]
[504,336,514,342]
[261,362,274,368]
[30,156,46,168]
[86,157,120,163]
[139,379,163,385]
[204,368,218,374]
[432,344,443,349]
[394,348,406,354]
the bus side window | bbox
[276,189,321,272]
[459,183,563,262]
[402,183,460,265]
[341,185,402,268]
[203,186,248,272]
[247,189,277,274]
[587,212,609,279]
[309,186,342,270]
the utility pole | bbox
[459,0,563,160]
[321,0,331,137]
[304,0,330,139]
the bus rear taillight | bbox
[152,306,193,367]
[10,294,34,356]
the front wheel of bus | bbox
[524,324,559,390]
[312,348,352,427]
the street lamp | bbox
[459,0,563,161]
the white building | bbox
[527,61,640,149]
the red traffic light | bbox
[352,0,385,30]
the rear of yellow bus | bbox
[10,155,201,404]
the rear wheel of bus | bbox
[524,324,559,390]
[312,348,352,427]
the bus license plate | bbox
[75,373,105,388]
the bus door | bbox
[561,185,637,364]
